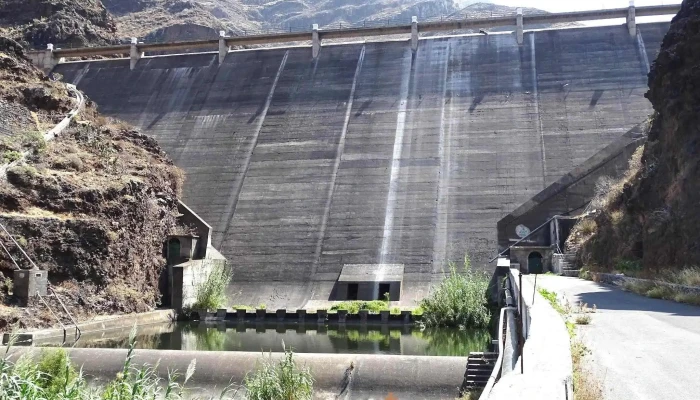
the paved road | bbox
[532,275,700,400]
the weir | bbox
[51,19,669,308]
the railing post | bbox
[627,0,637,37]
[218,30,227,66]
[516,8,524,45]
[312,24,320,60]
[411,16,419,52]
[130,37,141,70]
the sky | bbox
[458,0,683,25]
[485,0,681,13]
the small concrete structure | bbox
[13,268,47,307]
[411,16,418,52]
[312,24,320,59]
[334,264,403,301]
[166,235,199,266]
[509,246,553,274]
[25,44,62,74]
[218,31,228,65]
[130,38,142,70]
[516,8,524,45]
[627,1,637,36]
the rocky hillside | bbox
[575,0,700,273]
[0,0,118,49]
[0,37,184,330]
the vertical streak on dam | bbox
[312,46,366,278]
[379,48,414,265]
[54,23,669,306]
[431,41,452,274]
[217,51,289,248]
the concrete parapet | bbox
[516,8,524,45]
[130,38,142,70]
[236,309,246,320]
[9,349,471,398]
[359,310,369,324]
[380,310,390,323]
[25,44,62,74]
[297,309,306,322]
[218,30,228,65]
[312,24,320,59]
[3,310,175,346]
[487,270,573,400]
[255,309,265,321]
[338,309,348,323]
[317,309,327,323]
[627,1,637,36]
[216,309,226,319]
[276,309,286,321]
[411,16,418,52]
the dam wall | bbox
[54,22,668,307]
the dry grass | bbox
[664,267,700,287]
[622,280,700,306]
[575,314,591,325]
[578,219,598,236]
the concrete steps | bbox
[554,251,580,277]
[461,351,498,392]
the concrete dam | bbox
[54,21,668,307]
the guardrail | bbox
[44,4,680,59]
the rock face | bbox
[0,36,183,329]
[578,0,700,271]
[0,0,118,48]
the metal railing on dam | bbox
[43,4,680,59]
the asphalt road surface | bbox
[532,275,700,400]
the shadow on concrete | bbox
[572,282,700,317]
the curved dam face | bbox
[55,23,668,307]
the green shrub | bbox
[0,328,234,399]
[6,164,38,186]
[614,259,642,274]
[193,261,233,311]
[245,348,313,400]
[36,349,77,395]
[2,150,22,163]
[539,288,565,315]
[329,300,388,314]
[419,255,491,329]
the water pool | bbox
[71,322,491,357]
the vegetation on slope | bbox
[0,0,118,48]
[573,0,700,280]
[0,37,184,330]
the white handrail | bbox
[0,83,85,177]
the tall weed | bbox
[419,255,491,329]
[194,260,233,311]
[244,347,313,400]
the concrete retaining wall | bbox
[487,269,573,400]
[3,309,175,345]
[9,348,469,399]
[592,272,700,296]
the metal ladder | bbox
[0,222,81,345]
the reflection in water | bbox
[74,322,491,357]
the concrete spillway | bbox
[55,23,668,307]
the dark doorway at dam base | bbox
[54,21,669,308]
